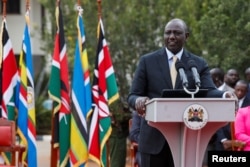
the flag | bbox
[69,6,92,167]
[89,18,119,167]
[0,18,18,165]
[0,18,18,120]
[48,4,71,167]
[16,11,37,167]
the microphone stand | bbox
[183,85,200,99]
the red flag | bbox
[0,18,18,120]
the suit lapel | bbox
[156,48,173,89]
[156,48,191,89]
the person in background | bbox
[109,103,131,167]
[234,106,250,151]
[215,80,250,151]
[210,67,224,88]
[244,67,250,98]
[218,68,239,92]
[203,67,225,167]
[244,67,250,80]
[129,111,142,167]
[127,18,232,167]
[234,80,250,108]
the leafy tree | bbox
[196,0,250,76]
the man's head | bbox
[245,67,250,82]
[164,18,189,54]
[224,69,239,88]
[234,80,248,100]
[210,67,224,88]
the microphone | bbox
[175,60,188,88]
[188,60,201,87]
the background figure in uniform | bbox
[129,111,142,167]
[215,80,250,151]
[109,103,131,167]
[210,67,224,88]
[127,18,227,167]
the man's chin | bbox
[167,47,179,54]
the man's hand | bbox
[232,140,246,150]
[222,140,234,150]
[224,91,237,98]
[222,140,246,151]
[135,96,149,116]
[224,91,239,112]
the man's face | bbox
[234,83,248,99]
[245,69,250,82]
[246,73,250,82]
[211,73,223,88]
[226,70,239,86]
[164,21,188,54]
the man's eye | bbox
[165,31,171,35]
[175,31,183,35]
[165,31,183,36]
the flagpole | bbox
[2,0,7,19]
[0,0,7,69]
[26,0,30,12]
[97,0,102,20]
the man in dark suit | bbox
[127,18,229,167]
[215,79,250,151]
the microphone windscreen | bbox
[175,60,185,70]
[188,60,197,69]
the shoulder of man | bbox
[142,48,165,58]
[183,49,205,62]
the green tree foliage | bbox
[174,0,207,54]
[196,0,250,75]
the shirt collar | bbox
[166,48,183,60]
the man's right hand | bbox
[135,96,149,116]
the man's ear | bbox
[185,32,190,40]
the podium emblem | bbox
[183,104,208,130]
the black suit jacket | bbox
[127,48,224,154]
[241,96,250,108]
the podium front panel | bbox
[145,98,235,167]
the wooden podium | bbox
[145,98,235,167]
